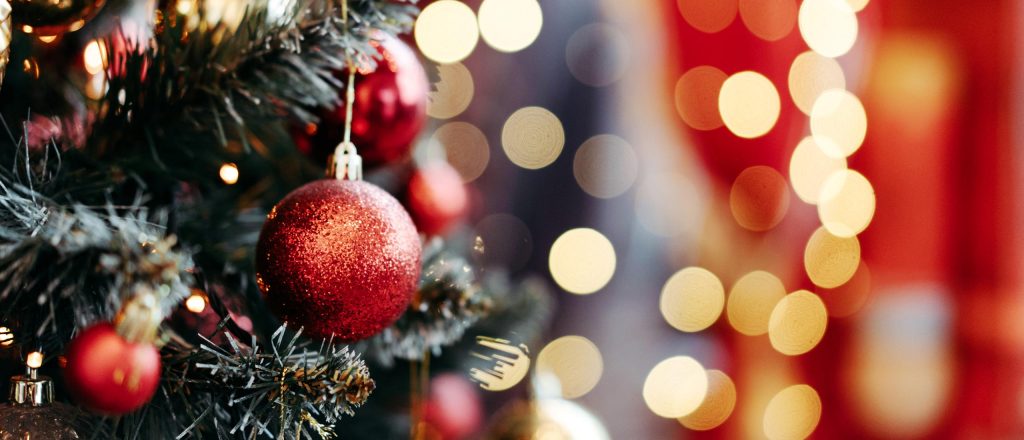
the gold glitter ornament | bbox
[10,0,105,35]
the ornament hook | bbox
[328,141,363,181]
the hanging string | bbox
[329,0,363,180]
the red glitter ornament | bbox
[293,35,429,167]
[64,322,161,415]
[255,179,422,341]
[407,161,468,236]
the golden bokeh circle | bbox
[763,384,822,440]
[566,23,630,87]
[219,163,239,185]
[818,169,876,237]
[846,0,870,12]
[798,0,858,58]
[804,226,860,288]
[678,369,737,431]
[677,0,739,34]
[549,228,616,295]
[739,0,798,42]
[643,356,709,418]
[502,106,565,170]
[431,121,490,182]
[660,267,725,333]
[415,0,480,64]
[729,166,790,231]
[788,51,846,115]
[427,62,475,120]
[810,89,867,158]
[789,137,847,204]
[727,271,787,336]
[573,134,639,199]
[478,0,543,53]
[719,71,781,139]
[675,66,728,131]
[768,290,828,356]
[535,335,604,399]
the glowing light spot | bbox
[175,0,195,15]
[675,66,727,131]
[535,335,603,399]
[798,0,858,58]
[475,214,532,271]
[679,370,737,431]
[85,73,108,101]
[0,327,13,347]
[677,0,738,33]
[719,71,781,139]
[768,290,828,356]
[415,0,480,64]
[478,0,543,53]
[635,173,704,238]
[431,121,489,182]
[573,134,638,199]
[660,267,724,333]
[219,163,239,185]
[821,260,871,317]
[730,166,790,231]
[643,356,709,418]
[739,0,797,42]
[804,226,860,288]
[427,63,475,119]
[469,336,531,392]
[566,23,630,87]
[788,51,846,115]
[502,106,564,170]
[37,35,58,44]
[549,228,616,295]
[818,169,875,237]
[727,271,786,336]
[846,0,870,12]
[789,137,847,204]
[810,89,867,158]
[763,384,822,440]
[26,351,43,369]
[83,40,107,75]
[185,290,207,314]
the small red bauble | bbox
[424,373,483,439]
[255,179,422,341]
[64,322,161,415]
[407,162,468,236]
[293,35,429,167]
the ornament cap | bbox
[9,375,53,406]
[328,141,363,181]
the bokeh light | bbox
[502,106,565,169]
[573,134,639,199]
[675,65,727,131]
[185,290,207,313]
[219,163,239,185]
[810,89,867,158]
[660,267,725,333]
[788,51,846,115]
[566,23,630,87]
[469,336,531,392]
[477,0,543,53]
[677,0,738,33]
[727,270,786,336]
[846,0,870,12]
[719,71,781,139]
[535,335,604,399]
[804,226,860,288]
[820,260,871,317]
[678,369,737,431]
[798,0,858,58]
[769,290,828,356]
[789,137,847,204]
[431,121,490,182]
[729,166,790,231]
[739,0,798,42]
[415,0,480,64]
[763,384,822,440]
[818,169,876,237]
[427,62,474,119]
[83,39,107,75]
[643,356,709,418]
[26,351,43,369]
[549,228,616,295]
[0,327,12,347]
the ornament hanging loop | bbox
[328,141,363,181]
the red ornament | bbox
[293,35,429,167]
[255,179,422,341]
[407,162,468,236]
[64,322,161,415]
[424,373,483,439]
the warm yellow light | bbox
[566,24,630,87]
[0,327,13,347]
[37,35,58,44]
[729,166,790,231]
[768,290,828,356]
[810,89,867,158]
[763,384,822,440]
[739,0,798,42]
[821,260,871,317]
[818,169,875,237]
[573,134,638,199]
[846,0,870,12]
[798,0,858,58]
[83,40,107,75]
[427,62,475,120]
[660,267,724,333]
[643,356,709,418]
[789,137,847,204]
[415,0,480,64]
[677,0,739,33]
[85,73,108,101]
[185,291,207,314]
[788,51,846,115]
[678,369,737,431]
[675,65,727,131]
[477,0,543,53]
[176,0,195,15]
[535,335,603,399]
[502,106,564,170]
[719,71,781,139]
[469,337,531,392]
[431,121,490,182]
[26,351,43,369]
[804,226,860,288]
[219,163,239,185]
[727,271,786,336]
[548,228,616,295]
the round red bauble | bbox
[407,162,468,236]
[255,179,422,341]
[293,35,429,167]
[64,322,161,415]
[424,373,483,439]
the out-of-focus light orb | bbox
[549,228,616,295]
[719,71,781,139]
[530,399,611,440]
[804,226,860,288]
[427,62,474,120]
[85,73,108,101]
[37,35,58,44]
[768,290,828,356]
[431,121,490,182]
[635,173,704,238]
[739,0,798,42]
[678,369,737,431]
[660,267,725,333]
[478,0,543,53]
[798,0,857,58]
[502,106,564,169]
[83,39,107,75]
[818,169,875,237]
[415,0,480,64]
[185,290,207,313]
[810,89,867,158]
[677,0,738,33]
[821,260,871,317]
[566,23,630,87]
[675,65,727,131]
[788,51,846,115]
[475,213,532,270]
[846,0,870,12]
[26,351,43,369]
[727,271,786,336]
[643,356,709,418]
[0,327,13,347]
[469,336,531,392]
[789,137,847,204]
[573,134,638,199]
[535,335,603,399]
[219,163,239,184]
[729,166,790,231]
[763,384,822,440]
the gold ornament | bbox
[10,0,106,35]
[0,0,9,90]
